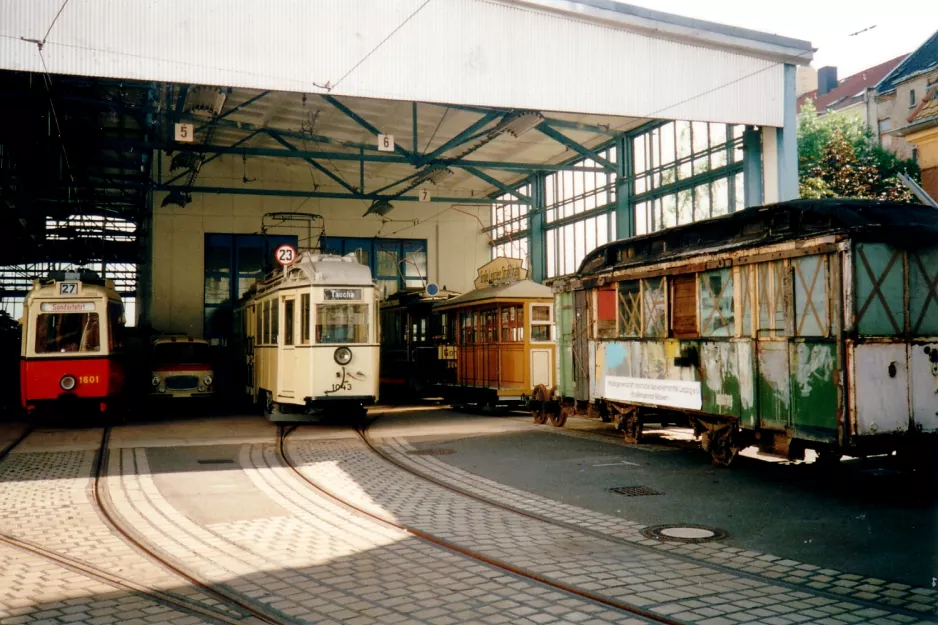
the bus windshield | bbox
[35,313,101,353]
[153,342,212,365]
[316,304,368,344]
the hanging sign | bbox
[174,123,195,143]
[418,189,431,203]
[274,244,297,266]
[473,257,528,289]
[377,134,395,152]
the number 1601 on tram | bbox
[19,271,126,415]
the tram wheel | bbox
[531,384,549,425]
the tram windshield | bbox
[35,313,100,353]
[154,342,212,365]
[316,304,369,344]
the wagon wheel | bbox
[531,384,549,425]
[546,386,567,427]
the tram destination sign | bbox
[40,302,96,313]
[474,257,528,289]
[324,288,362,301]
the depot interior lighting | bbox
[364,199,395,217]
[501,112,544,138]
[414,166,454,186]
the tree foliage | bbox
[797,101,920,201]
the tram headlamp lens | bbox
[203,375,213,386]
[334,347,352,365]
[151,375,161,386]
[60,375,76,391]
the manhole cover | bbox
[642,524,728,543]
[197,458,235,465]
[406,448,456,456]
[610,486,663,497]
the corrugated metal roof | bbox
[0,0,806,126]
[435,279,553,309]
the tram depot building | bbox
[0,0,810,348]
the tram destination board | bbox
[324,288,362,301]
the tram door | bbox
[279,297,296,398]
[572,290,590,402]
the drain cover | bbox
[197,458,235,465]
[610,486,663,497]
[642,524,728,543]
[406,448,456,456]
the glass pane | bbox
[662,194,677,229]
[677,189,693,225]
[700,269,734,337]
[271,298,279,344]
[659,123,675,166]
[237,245,263,275]
[617,281,641,337]
[531,325,551,341]
[301,294,311,343]
[35,313,100,353]
[316,304,369,343]
[204,276,230,306]
[376,243,400,279]
[284,299,295,345]
[642,277,667,337]
[532,305,550,322]
[712,177,729,218]
[695,184,711,221]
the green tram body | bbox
[552,199,938,465]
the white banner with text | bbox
[604,376,702,410]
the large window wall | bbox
[632,122,746,235]
[323,237,428,298]
[487,121,754,281]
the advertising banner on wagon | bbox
[604,376,702,411]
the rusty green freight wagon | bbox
[551,199,938,466]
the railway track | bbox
[0,426,289,625]
[277,422,687,625]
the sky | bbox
[630,0,937,77]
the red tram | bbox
[19,271,126,414]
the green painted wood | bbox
[757,341,790,429]
[789,342,838,435]
[855,243,905,336]
[556,291,575,398]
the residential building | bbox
[877,29,938,158]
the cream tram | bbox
[434,258,557,414]
[19,270,125,414]
[238,250,379,419]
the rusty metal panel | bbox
[789,342,838,437]
[757,341,790,429]
[641,341,668,380]
[854,343,909,435]
[910,343,938,433]
[573,290,590,402]
[700,341,741,418]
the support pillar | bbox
[742,126,764,208]
[777,64,799,201]
[614,134,633,239]
[530,172,546,283]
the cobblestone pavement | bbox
[106,440,658,624]
[0,540,219,625]
[0,430,253,623]
[287,430,938,625]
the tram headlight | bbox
[60,375,76,391]
[334,347,352,366]
[203,375,213,386]
[151,375,161,386]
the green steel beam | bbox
[192,119,384,153]
[530,173,546,283]
[421,111,502,162]
[267,131,360,195]
[536,123,615,171]
[461,166,529,201]
[164,129,263,186]
[194,90,271,133]
[156,184,522,204]
[322,95,415,162]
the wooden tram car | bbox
[379,287,460,397]
[434,276,558,412]
[19,270,126,414]
[553,199,938,466]
[237,251,379,419]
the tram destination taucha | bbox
[19,270,126,414]
[237,244,379,419]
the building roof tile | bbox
[798,55,907,113]
[877,28,938,94]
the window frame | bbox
[530,303,553,342]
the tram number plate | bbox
[59,282,79,295]
[78,375,100,384]
[330,381,352,392]
[324,288,361,301]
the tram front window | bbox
[35,313,101,353]
[316,304,369,344]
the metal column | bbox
[530,172,546,284]
[777,64,798,201]
[614,134,633,240]
[743,126,764,208]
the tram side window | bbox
[617,281,641,337]
[35,313,100,353]
[301,294,311,344]
[671,274,699,338]
[481,308,498,343]
[531,304,552,342]
[501,305,524,342]
[263,301,271,344]
[757,260,790,337]
[700,269,734,337]
[284,300,295,346]
[316,304,368,343]
[271,299,280,344]
[594,288,616,339]
[108,302,125,350]
[642,277,667,337]
[460,312,473,344]
[254,305,261,343]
